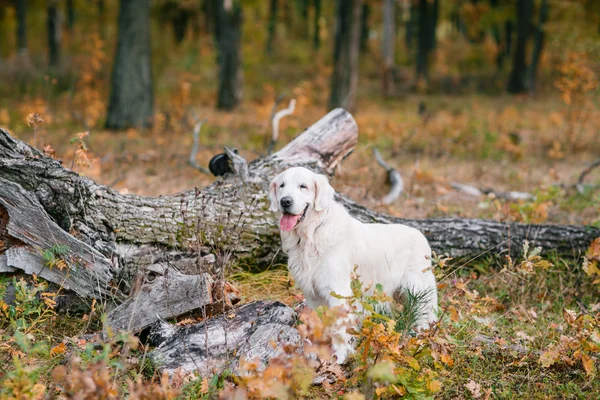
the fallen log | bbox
[0,108,598,306]
[148,300,300,376]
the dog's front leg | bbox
[323,285,357,364]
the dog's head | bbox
[268,167,334,232]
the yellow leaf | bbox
[540,347,560,368]
[427,379,442,392]
[200,377,209,394]
[581,353,596,377]
[50,343,67,356]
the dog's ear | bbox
[268,179,279,212]
[314,174,334,212]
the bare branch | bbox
[268,98,296,155]
[452,182,535,201]
[188,117,210,175]
[373,148,404,205]
[577,157,600,190]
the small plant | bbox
[42,243,70,271]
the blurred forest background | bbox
[0,0,598,223]
[1,2,600,398]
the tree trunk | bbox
[416,0,430,82]
[507,0,533,94]
[382,0,396,96]
[405,0,416,50]
[215,0,243,110]
[16,0,27,54]
[266,0,277,54]
[171,9,190,44]
[105,0,154,129]
[66,0,75,31]
[1,109,598,307]
[329,0,363,111]
[528,0,548,93]
[97,0,106,38]
[313,0,321,50]
[47,0,61,68]
[360,2,370,53]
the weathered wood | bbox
[149,300,300,376]
[106,269,215,333]
[0,178,116,300]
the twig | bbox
[268,98,296,155]
[577,157,600,186]
[373,148,404,205]
[188,117,210,175]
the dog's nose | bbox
[280,196,293,209]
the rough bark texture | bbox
[0,109,598,307]
[106,270,214,333]
[105,0,154,129]
[149,300,300,375]
[508,0,533,93]
[329,0,363,111]
[216,0,243,110]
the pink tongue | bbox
[280,214,300,232]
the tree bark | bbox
[329,0,363,111]
[215,0,243,110]
[47,0,61,68]
[148,300,299,376]
[507,0,533,94]
[16,0,27,54]
[382,0,396,96]
[1,109,598,305]
[105,0,154,129]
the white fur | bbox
[269,167,438,363]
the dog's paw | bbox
[332,342,353,364]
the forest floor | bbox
[1,92,600,398]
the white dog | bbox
[269,167,438,363]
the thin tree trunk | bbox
[215,0,243,110]
[360,2,370,53]
[507,0,533,94]
[66,0,75,31]
[528,0,548,93]
[313,0,321,50]
[16,0,27,54]
[266,0,277,54]
[47,0,61,68]
[382,0,395,96]
[416,0,430,82]
[105,0,154,129]
[329,0,363,111]
[97,0,106,38]
[405,0,416,50]
[172,11,190,44]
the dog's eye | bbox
[299,184,307,189]
[279,183,285,188]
